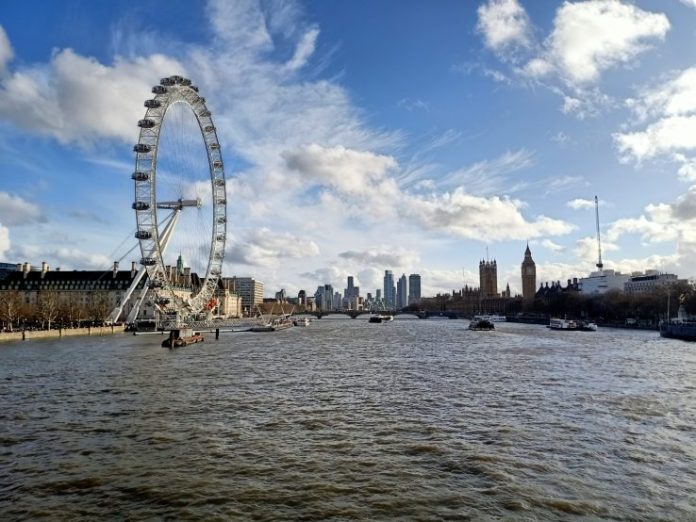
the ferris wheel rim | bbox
[131,75,226,318]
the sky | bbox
[1,0,696,298]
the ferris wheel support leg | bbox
[108,265,147,323]
[115,211,183,325]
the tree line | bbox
[0,290,112,332]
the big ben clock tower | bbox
[521,244,536,302]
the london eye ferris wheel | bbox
[116,75,227,326]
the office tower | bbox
[408,274,421,304]
[396,273,408,308]
[383,270,395,308]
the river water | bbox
[1,319,695,520]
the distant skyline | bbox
[0,0,695,297]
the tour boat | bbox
[548,318,578,330]
[293,317,311,327]
[468,318,495,331]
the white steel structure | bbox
[116,75,226,327]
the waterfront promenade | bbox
[0,324,125,342]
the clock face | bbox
[526,266,534,275]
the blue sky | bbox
[1,0,696,297]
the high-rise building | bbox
[479,259,497,298]
[384,270,396,308]
[521,244,536,302]
[408,274,421,304]
[396,274,408,308]
[225,277,264,312]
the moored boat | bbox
[162,328,204,348]
[474,314,507,323]
[660,320,696,342]
[293,317,311,327]
[369,314,394,323]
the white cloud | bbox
[438,148,534,195]
[226,228,320,267]
[600,186,696,277]
[567,198,606,210]
[567,198,595,210]
[283,144,397,196]
[284,27,319,71]
[574,235,619,264]
[9,243,111,270]
[406,189,575,241]
[338,248,420,268]
[679,0,696,9]
[626,67,696,122]
[481,1,669,117]
[477,0,532,53]
[538,238,565,252]
[0,223,9,258]
[0,192,44,226]
[538,0,670,85]
[614,115,696,162]
[616,68,696,172]
[0,26,12,76]
[0,49,183,145]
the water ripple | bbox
[1,320,695,519]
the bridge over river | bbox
[305,310,461,320]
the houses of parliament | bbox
[434,245,536,314]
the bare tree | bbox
[58,293,84,328]
[88,290,111,326]
[37,290,60,330]
[0,291,24,332]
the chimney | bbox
[22,262,30,279]
[113,261,119,278]
[56,267,61,272]
[41,261,48,279]
[16,263,22,272]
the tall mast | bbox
[595,195,604,272]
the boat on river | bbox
[251,315,294,332]
[293,317,311,327]
[548,318,577,330]
[161,328,204,348]
[468,318,495,331]
[369,314,394,323]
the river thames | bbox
[1,319,695,520]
